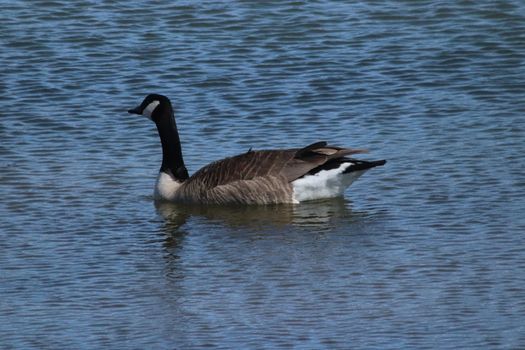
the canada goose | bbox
[128,94,386,205]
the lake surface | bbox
[1,0,525,348]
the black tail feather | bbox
[302,158,386,177]
[343,159,386,173]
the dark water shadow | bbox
[154,197,376,236]
[155,198,388,286]
[155,198,362,276]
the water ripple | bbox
[1,0,525,348]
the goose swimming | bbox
[128,94,386,205]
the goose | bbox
[128,94,386,205]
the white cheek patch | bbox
[143,100,160,119]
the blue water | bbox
[1,1,525,349]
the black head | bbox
[128,94,173,122]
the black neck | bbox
[155,111,189,181]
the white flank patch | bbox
[143,100,160,120]
[291,163,367,203]
[154,171,181,201]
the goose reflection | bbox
[155,197,359,232]
[156,199,376,283]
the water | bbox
[1,0,525,348]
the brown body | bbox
[172,143,370,205]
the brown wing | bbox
[184,149,296,190]
[179,141,368,194]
